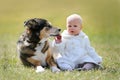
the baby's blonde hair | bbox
[66,14,83,24]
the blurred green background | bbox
[0,0,120,79]
[0,0,120,36]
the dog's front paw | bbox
[36,66,45,73]
[51,66,60,73]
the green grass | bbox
[0,0,120,80]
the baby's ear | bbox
[80,25,82,29]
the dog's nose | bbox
[58,29,61,31]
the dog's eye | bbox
[48,25,52,28]
[45,27,51,31]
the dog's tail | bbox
[20,53,35,67]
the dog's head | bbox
[24,18,61,40]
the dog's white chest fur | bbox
[32,40,48,66]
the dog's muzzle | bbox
[50,29,61,36]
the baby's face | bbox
[67,19,82,35]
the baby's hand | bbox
[55,34,62,43]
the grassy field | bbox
[0,0,120,80]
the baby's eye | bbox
[68,25,72,27]
[74,25,77,27]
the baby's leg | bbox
[58,63,73,71]
[82,63,95,70]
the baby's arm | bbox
[52,35,66,56]
[85,36,102,64]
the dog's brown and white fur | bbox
[17,18,61,73]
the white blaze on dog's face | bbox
[39,22,61,39]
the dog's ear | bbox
[33,18,48,29]
[24,19,38,29]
